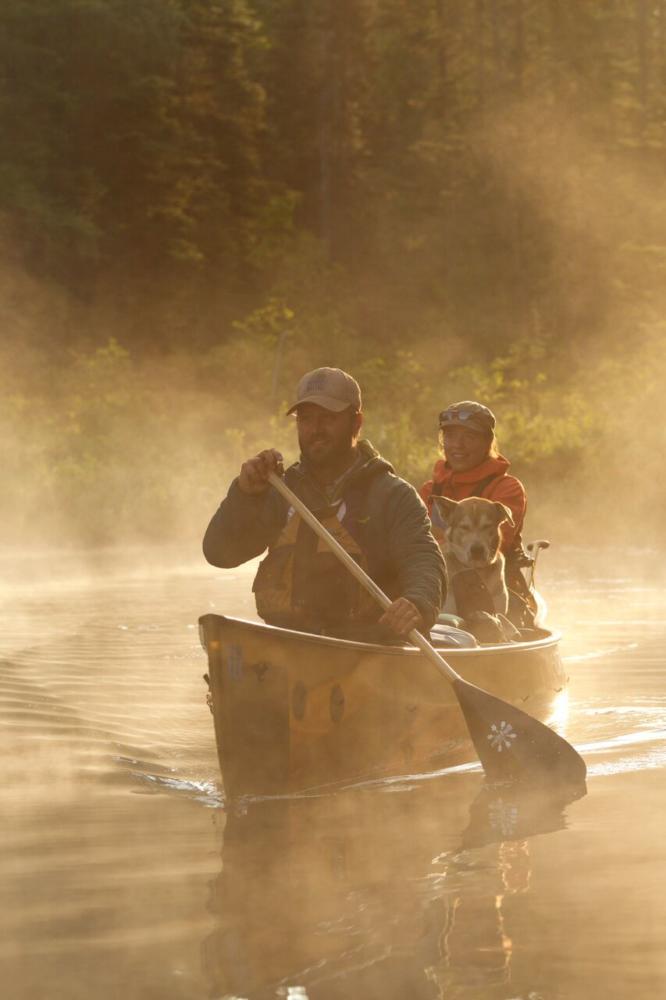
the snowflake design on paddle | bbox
[487,720,517,752]
[488,798,519,836]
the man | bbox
[203,367,446,641]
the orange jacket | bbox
[420,455,526,553]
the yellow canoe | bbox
[199,614,569,797]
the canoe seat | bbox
[429,623,479,649]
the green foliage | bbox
[4,0,666,347]
[3,318,666,547]
[0,0,269,282]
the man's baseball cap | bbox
[438,400,496,434]
[286,367,362,415]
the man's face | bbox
[296,403,360,468]
[442,425,490,472]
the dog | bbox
[431,495,514,619]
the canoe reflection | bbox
[203,777,585,999]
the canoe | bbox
[198,614,569,798]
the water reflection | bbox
[461,780,586,849]
[3,549,665,999]
[204,776,585,999]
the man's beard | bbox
[300,435,353,470]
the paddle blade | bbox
[452,677,587,788]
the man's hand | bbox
[238,449,284,495]
[379,597,424,638]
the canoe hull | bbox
[199,614,569,797]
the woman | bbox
[420,400,526,549]
[420,400,535,624]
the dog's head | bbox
[431,496,514,568]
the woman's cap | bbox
[438,401,496,434]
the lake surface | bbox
[2,545,665,999]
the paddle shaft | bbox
[267,472,459,685]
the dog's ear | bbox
[432,496,458,518]
[431,495,458,531]
[493,502,514,527]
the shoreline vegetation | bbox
[2,1,665,547]
[4,328,663,549]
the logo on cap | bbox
[305,373,327,393]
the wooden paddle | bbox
[268,471,587,787]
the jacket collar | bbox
[433,453,510,486]
[290,439,392,504]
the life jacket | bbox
[252,484,380,631]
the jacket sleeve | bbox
[488,475,527,550]
[385,479,447,630]
[419,479,434,513]
[202,478,288,568]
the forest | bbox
[2,0,665,546]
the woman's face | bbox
[442,425,491,472]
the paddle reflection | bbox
[202,776,586,999]
[461,779,587,850]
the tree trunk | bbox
[476,0,486,110]
[636,0,649,126]
[513,0,525,94]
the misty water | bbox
[3,546,665,1000]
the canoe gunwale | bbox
[198,613,561,659]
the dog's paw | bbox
[496,613,522,641]
[464,611,509,644]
